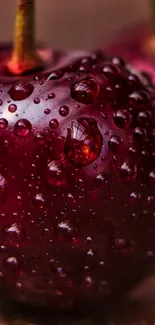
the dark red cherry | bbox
[0,49,154,309]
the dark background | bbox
[0,0,149,49]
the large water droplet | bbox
[46,161,65,186]
[133,127,146,142]
[120,162,137,182]
[8,104,17,113]
[64,117,103,166]
[14,119,32,137]
[59,105,69,117]
[113,110,131,129]
[108,135,122,152]
[128,91,149,111]
[2,223,26,246]
[8,82,34,101]
[71,78,100,104]
[49,119,59,129]
[0,118,8,129]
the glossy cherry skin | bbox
[0,46,154,309]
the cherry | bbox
[0,47,153,309]
[0,0,155,311]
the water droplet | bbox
[55,221,73,241]
[101,63,119,79]
[48,70,64,80]
[0,118,8,129]
[64,117,103,166]
[128,91,149,111]
[149,170,155,183]
[46,161,65,186]
[34,193,46,208]
[48,93,55,99]
[34,133,45,144]
[108,135,122,152]
[4,256,18,273]
[71,78,100,104]
[130,192,141,203]
[147,195,154,204]
[0,175,7,205]
[34,98,40,104]
[8,104,17,113]
[44,108,51,115]
[113,110,131,129]
[138,111,150,125]
[120,162,137,182]
[59,105,69,117]
[133,127,146,142]
[8,82,34,101]
[49,119,59,129]
[14,119,32,137]
[95,173,107,188]
[112,56,125,68]
[0,99,3,106]
[2,223,26,246]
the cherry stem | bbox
[144,0,155,55]
[150,0,155,34]
[6,0,43,75]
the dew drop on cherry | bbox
[8,104,17,113]
[133,127,146,142]
[0,175,7,205]
[128,91,149,111]
[64,117,103,166]
[71,78,100,104]
[44,109,51,115]
[0,118,8,129]
[59,105,69,117]
[108,135,122,153]
[48,93,55,99]
[48,70,64,80]
[4,256,18,273]
[46,161,65,186]
[113,110,131,129]
[101,63,119,79]
[120,161,137,182]
[49,119,59,129]
[138,111,150,125]
[2,223,26,247]
[34,133,45,144]
[8,82,34,101]
[130,192,141,203]
[14,119,32,137]
[95,173,107,188]
[34,98,40,105]
[149,170,155,183]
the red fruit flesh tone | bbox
[0,46,154,308]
